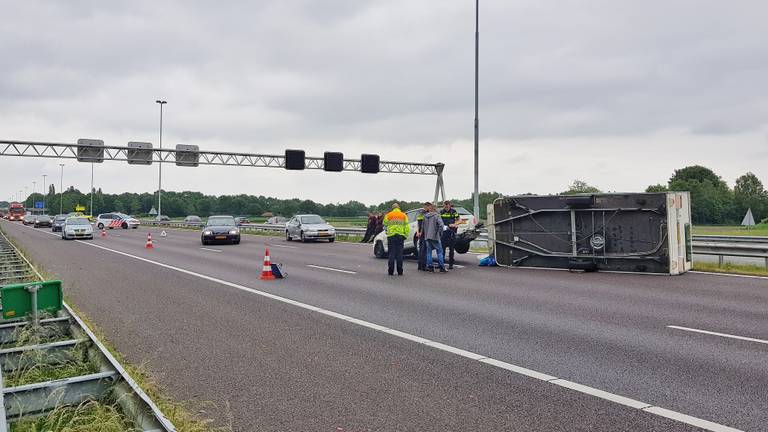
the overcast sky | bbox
[2,0,767,206]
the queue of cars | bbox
[4,209,142,241]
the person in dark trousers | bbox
[383,203,410,276]
[440,200,460,269]
[361,212,377,243]
[416,202,429,270]
[423,203,446,273]
[373,212,384,241]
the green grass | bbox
[693,262,768,277]
[11,399,136,432]
[693,224,768,236]
[67,303,232,432]
[4,347,97,387]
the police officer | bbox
[416,202,429,270]
[440,200,460,269]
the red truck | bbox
[8,202,25,221]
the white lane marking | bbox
[668,325,768,345]
[306,264,356,274]
[550,379,651,410]
[4,222,747,432]
[269,243,298,249]
[199,247,222,253]
[642,406,742,432]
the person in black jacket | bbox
[440,201,460,269]
[361,212,377,243]
[416,202,429,270]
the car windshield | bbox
[207,217,235,226]
[187,216,201,221]
[455,207,472,215]
[37,215,51,220]
[300,215,325,224]
[67,218,90,226]
[54,215,67,221]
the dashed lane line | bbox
[668,325,768,345]
[306,264,357,274]
[200,247,222,253]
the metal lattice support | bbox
[0,140,440,175]
[0,139,448,205]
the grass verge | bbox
[693,262,768,277]
[11,398,136,432]
[693,224,768,237]
[66,302,232,432]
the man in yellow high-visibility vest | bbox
[383,203,410,276]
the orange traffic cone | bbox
[260,246,275,280]
[100,228,106,238]
[145,232,154,249]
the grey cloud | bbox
[1,0,767,203]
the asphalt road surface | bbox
[2,219,766,431]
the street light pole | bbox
[90,162,94,217]
[59,163,64,215]
[472,0,480,221]
[42,174,47,213]
[155,100,167,219]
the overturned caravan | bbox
[488,192,692,275]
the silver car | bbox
[285,214,336,243]
[61,217,94,240]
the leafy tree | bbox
[645,184,668,193]
[734,172,767,222]
[561,180,601,195]
[668,165,734,224]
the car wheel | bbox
[122,222,128,229]
[300,232,307,243]
[328,237,335,243]
[374,240,388,258]
[286,231,291,241]
[132,226,138,229]
[455,242,470,254]
[97,223,104,229]
[234,239,240,245]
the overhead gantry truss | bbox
[0,139,447,201]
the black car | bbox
[51,215,67,232]
[33,214,52,228]
[201,215,241,245]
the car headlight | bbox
[203,230,212,235]
[229,229,239,235]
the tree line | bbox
[562,166,767,225]
[5,185,502,220]
[5,165,762,225]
